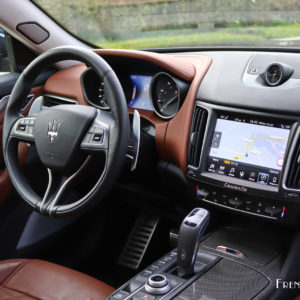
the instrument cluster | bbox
[81,68,189,119]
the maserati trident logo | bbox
[48,119,61,143]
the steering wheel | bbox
[2,46,129,217]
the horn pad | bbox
[34,105,97,173]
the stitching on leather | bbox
[1,260,41,299]
[2,259,31,286]
[1,285,40,299]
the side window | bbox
[0,28,10,75]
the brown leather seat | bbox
[0,259,114,299]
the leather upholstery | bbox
[0,259,114,299]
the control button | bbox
[18,124,26,132]
[212,197,219,204]
[84,134,92,144]
[157,260,166,266]
[221,194,228,205]
[248,171,256,181]
[162,256,172,262]
[141,270,152,276]
[149,265,159,271]
[218,165,226,174]
[88,126,95,134]
[249,67,258,74]
[270,175,279,185]
[187,169,195,177]
[244,205,253,212]
[111,290,130,300]
[169,251,177,257]
[208,163,216,171]
[196,188,209,198]
[28,126,34,135]
[24,119,30,125]
[228,197,243,208]
[243,199,254,212]
[92,133,103,142]
[264,206,282,217]
[29,119,35,125]
[94,127,104,134]
[245,200,253,206]
[133,292,155,300]
[257,173,269,185]
[256,207,263,214]
[19,119,25,125]
[135,275,148,283]
[239,170,246,179]
[229,167,236,176]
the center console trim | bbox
[186,101,300,224]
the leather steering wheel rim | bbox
[2,46,129,217]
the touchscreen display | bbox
[128,75,153,111]
[207,115,291,186]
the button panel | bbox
[84,125,104,144]
[14,117,36,140]
[196,185,286,220]
[110,251,178,300]
[81,124,108,151]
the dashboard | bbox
[40,49,300,228]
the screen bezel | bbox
[192,102,297,198]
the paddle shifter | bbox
[177,208,210,276]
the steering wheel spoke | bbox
[10,116,36,143]
[39,156,91,216]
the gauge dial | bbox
[265,64,283,86]
[97,81,109,109]
[150,73,180,119]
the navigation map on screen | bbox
[210,119,290,170]
[207,117,290,186]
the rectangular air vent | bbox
[285,132,300,189]
[43,94,77,107]
[187,106,208,168]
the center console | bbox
[108,208,287,300]
[187,102,300,226]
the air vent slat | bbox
[43,94,77,107]
[286,131,300,189]
[187,106,208,168]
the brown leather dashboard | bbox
[43,50,212,174]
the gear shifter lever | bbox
[177,208,210,276]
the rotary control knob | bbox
[145,274,171,295]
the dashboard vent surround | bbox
[286,132,300,189]
[43,94,77,107]
[187,106,208,168]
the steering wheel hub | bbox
[34,105,97,174]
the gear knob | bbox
[177,208,210,276]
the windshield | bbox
[33,0,300,49]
